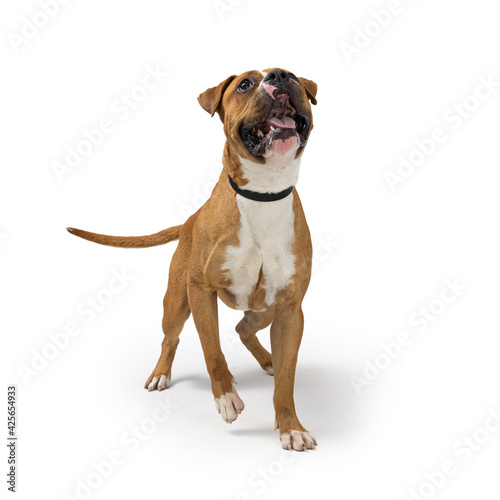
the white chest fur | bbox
[223,195,296,311]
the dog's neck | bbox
[237,155,300,194]
[221,139,301,202]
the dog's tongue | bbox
[268,116,296,129]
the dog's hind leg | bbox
[235,308,274,374]
[145,248,190,392]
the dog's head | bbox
[198,68,317,163]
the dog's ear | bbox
[198,75,236,118]
[298,77,318,105]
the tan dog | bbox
[67,68,318,451]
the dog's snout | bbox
[264,69,290,86]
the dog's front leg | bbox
[271,301,317,451]
[188,284,244,423]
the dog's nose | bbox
[263,69,290,86]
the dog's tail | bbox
[66,225,183,248]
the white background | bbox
[2,0,500,499]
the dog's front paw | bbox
[145,373,171,392]
[214,389,245,423]
[278,429,317,451]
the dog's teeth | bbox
[290,107,296,115]
[257,130,264,138]
[270,126,276,131]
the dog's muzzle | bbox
[240,93,310,157]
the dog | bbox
[67,68,318,451]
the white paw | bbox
[214,389,245,423]
[147,375,171,392]
[280,430,317,451]
[265,366,274,375]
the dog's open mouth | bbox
[240,94,310,156]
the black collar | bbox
[227,175,294,202]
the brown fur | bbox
[68,68,318,450]
[66,225,182,248]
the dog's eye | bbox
[237,79,253,92]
